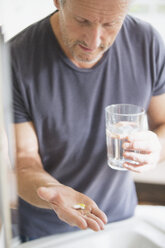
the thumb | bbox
[37,187,56,203]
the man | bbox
[11,0,165,241]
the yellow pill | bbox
[73,204,86,210]
[79,204,85,208]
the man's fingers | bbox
[122,130,161,172]
[124,131,161,153]
[91,207,108,224]
[123,163,141,173]
[123,163,155,173]
[53,206,88,230]
[83,212,105,231]
[123,141,152,153]
[123,151,153,164]
[83,214,101,231]
[127,131,156,141]
[63,210,88,230]
[37,186,107,232]
[56,207,106,232]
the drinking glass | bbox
[105,104,145,171]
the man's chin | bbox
[73,53,104,65]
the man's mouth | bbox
[79,44,94,52]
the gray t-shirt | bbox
[11,13,165,238]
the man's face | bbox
[57,0,130,67]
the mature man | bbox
[11,0,165,241]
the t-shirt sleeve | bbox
[151,28,165,96]
[12,60,32,123]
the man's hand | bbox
[37,184,107,231]
[122,131,161,173]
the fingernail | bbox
[123,163,129,168]
[124,152,129,156]
[123,143,129,149]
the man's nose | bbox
[87,25,102,50]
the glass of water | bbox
[105,104,145,171]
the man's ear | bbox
[53,0,60,10]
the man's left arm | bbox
[123,94,165,172]
[147,94,165,162]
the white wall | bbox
[0,227,5,248]
[2,0,55,40]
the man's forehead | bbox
[66,0,130,22]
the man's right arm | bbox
[15,121,61,208]
[15,121,107,231]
